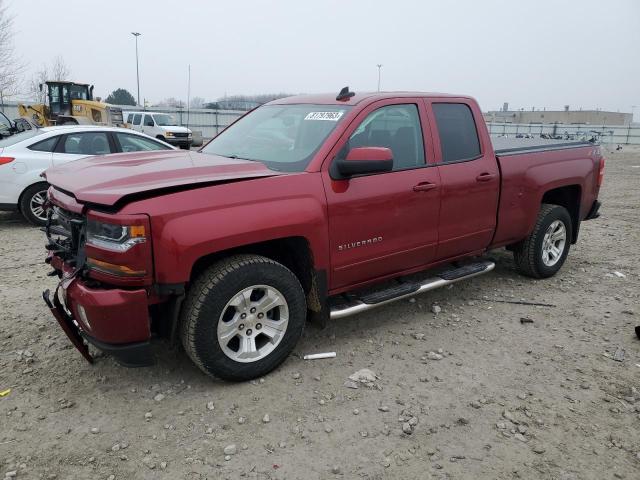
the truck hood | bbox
[160,125,191,134]
[43,150,284,207]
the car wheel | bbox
[180,254,306,381]
[19,183,49,226]
[156,135,166,142]
[513,203,572,279]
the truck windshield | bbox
[201,104,351,172]
[153,114,177,126]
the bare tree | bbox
[29,65,49,104]
[51,56,70,81]
[0,0,24,109]
[29,56,71,103]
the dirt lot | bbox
[1,146,639,480]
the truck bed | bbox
[492,137,593,156]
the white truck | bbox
[126,111,192,149]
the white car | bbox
[0,125,174,225]
[125,111,193,149]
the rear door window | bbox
[133,114,142,125]
[432,103,481,163]
[61,132,112,155]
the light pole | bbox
[376,64,383,92]
[131,32,141,106]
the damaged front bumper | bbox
[42,278,155,367]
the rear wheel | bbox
[513,203,572,278]
[180,254,306,381]
[19,183,49,226]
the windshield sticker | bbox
[304,111,344,121]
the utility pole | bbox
[131,32,142,106]
[186,64,191,128]
[376,64,383,92]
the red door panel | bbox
[321,98,441,291]
[425,99,500,260]
[323,168,440,289]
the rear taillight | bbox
[597,157,605,187]
[0,157,15,165]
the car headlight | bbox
[165,132,174,137]
[86,219,146,252]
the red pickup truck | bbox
[42,89,604,380]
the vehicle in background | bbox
[0,111,21,138]
[12,117,40,132]
[18,81,125,128]
[42,89,604,381]
[126,111,192,149]
[0,126,174,225]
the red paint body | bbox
[43,92,603,348]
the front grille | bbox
[47,206,86,267]
[173,132,189,138]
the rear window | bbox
[29,136,59,152]
[433,103,481,163]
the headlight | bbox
[86,219,146,252]
[165,132,175,137]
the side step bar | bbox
[329,260,495,320]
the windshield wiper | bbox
[226,154,257,162]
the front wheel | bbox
[513,203,572,278]
[19,183,49,226]
[180,254,306,381]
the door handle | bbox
[413,182,437,192]
[476,173,496,182]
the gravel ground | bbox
[1,146,639,480]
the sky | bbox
[5,0,640,115]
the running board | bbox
[329,260,495,320]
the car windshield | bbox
[153,114,177,126]
[201,104,351,172]
[0,129,45,147]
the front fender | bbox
[125,173,330,284]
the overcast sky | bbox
[6,0,640,114]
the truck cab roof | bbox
[269,91,472,106]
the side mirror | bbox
[332,147,393,179]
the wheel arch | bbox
[189,236,324,313]
[540,184,581,243]
[17,180,49,213]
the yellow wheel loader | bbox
[18,81,125,127]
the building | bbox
[484,105,632,126]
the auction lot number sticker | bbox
[304,111,344,121]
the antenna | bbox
[336,86,355,101]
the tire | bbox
[156,135,166,142]
[19,183,49,226]
[513,203,572,279]
[180,254,306,381]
